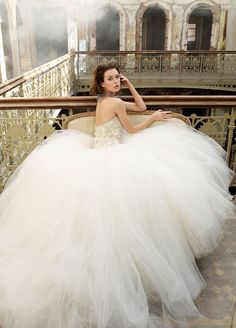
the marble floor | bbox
[190,218,236,328]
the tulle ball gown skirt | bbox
[0,118,234,328]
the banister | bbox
[1,96,235,192]
[1,95,236,109]
[1,50,236,97]
[76,50,236,55]
[0,52,75,96]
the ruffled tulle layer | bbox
[0,119,234,328]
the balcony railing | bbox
[0,51,77,98]
[76,50,236,75]
[0,96,236,192]
[1,51,236,99]
[76,50,236,92]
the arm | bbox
[120,75,146,112]
[113,98,172,134]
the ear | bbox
[101,82,105,88]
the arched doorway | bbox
[32,7,68,66]
[142,6,166,50]
[96,5,120,50]
[187,7,213,50]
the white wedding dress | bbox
[0,115,234,328]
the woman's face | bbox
[101,69,121,95]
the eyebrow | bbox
[106,74,120,78]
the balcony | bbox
[1,50,236,191]
[0,96,236,193]
[1,51,236,98]
[76,50,236,92]
[0,51,77,98]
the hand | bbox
[120,74,131,87]
[151,109,173,121]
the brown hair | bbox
[90,62,120,95]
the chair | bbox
[64,110,190,134]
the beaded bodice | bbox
[92,116,122,149]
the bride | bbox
[0,62,234,328]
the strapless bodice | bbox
[92,116,122,148]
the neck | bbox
[104,91,116,97]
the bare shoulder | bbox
[104,97,123,105]
[96,97,124,122]
[110,97,125,109]
[98,97,124,112]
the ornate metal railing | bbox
[1,51,236,98]
[1,96,236,192]
[0,51,77,98]
[76,50,236,75]
[76,50,236,92]
[0,52,77,168]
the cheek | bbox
[102,82,108,89]
[105,81,113,88]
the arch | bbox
[136,1,171,50]
[187,7,213,50]
[142,5,166,50]
[32,7,68,66]
[182,1,220,50]
[88,1,127,51]
[96,5,120,50]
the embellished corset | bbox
[92,116,122,149]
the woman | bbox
[0,62,234,328]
